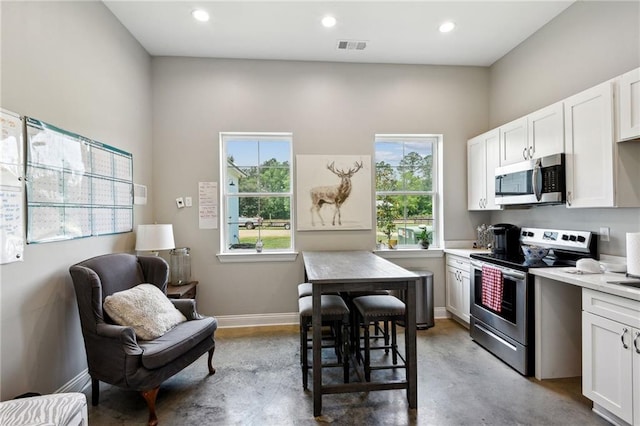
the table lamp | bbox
[135,224,175,256]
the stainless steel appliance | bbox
[469,227,597,376]
[495,153,565,206]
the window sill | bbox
[217,251,299,263]
[374,248,444,259]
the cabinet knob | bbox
[621,327,629,349]
[634,331,640,354]
[523,147,528,160]
[567,191,572,206]
[528,146,533,159]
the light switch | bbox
[176,197,185,208]
[185,196,193,207]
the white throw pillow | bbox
[103,283,187,340]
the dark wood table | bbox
[302,250,419,416]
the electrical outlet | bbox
[176,197,185,208]
[599,227,610,242]
[185,196,193,207]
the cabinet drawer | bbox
[446,255,470,270]
[583,288,640,328]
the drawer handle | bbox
[634,331,640,354]
[621,328,629,349]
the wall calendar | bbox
[25,117,133,243]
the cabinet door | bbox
[467,136,486,211]
[618,67,640,142]
[467,129,500,211]
[528,102,564,159]
[634,329,640,426]
[582,311,634,424]
[484,131,501,210]
[564,82,615,208]
[460,270,471,324]
[446,266,461,316]
[500,117,528,166]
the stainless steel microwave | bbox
[495,153,565,206]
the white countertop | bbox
[444,248,490,258]
[531,267,640,302]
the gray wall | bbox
[0,1,152,399]
[151,58,490,317]
[487,1,640,254]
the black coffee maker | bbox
[489,223,521,255]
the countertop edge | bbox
[444,248,491,258]
[531,267,640,302]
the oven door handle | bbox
[471,261,527,281]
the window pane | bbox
[375,141,404,166]
[258,161,290,193]
[225,196,291,251]
[227,140,259,167]
[376,194,433,247]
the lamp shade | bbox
[135,224,175,251]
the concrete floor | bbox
[85,319,609,425]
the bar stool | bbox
[342,290,390,355]
[298,295,350,390]
[352,294,406,381]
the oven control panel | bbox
[520,227,593,252]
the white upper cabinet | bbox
[564,81,615,208]
[467,129,501,211]
[499,117,527,165]
[564,80,640,208]
[527,102,565,159]
[617,67,640,142]
[500,103,564,166]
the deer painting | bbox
[310,161,363,226]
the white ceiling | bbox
[104,1,575,67]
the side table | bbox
[166,281,198,299]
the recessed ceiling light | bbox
[439,21,456,33]
[192,9,210,22]
[322,15,337,28]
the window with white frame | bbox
[220,133,293,253]
[374,134,440,249]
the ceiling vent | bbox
[337,40,367,51]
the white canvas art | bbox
[296,155,372,231]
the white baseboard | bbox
[217,312,300,328]
[217,307,450,328]
[56,368,91,394]
[434,307,450,319]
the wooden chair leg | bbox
[392,319,398,365]
[141,387,160,426]
[364,319,371,382]
[207,347,216,375]
[342,320,350,384]
[91,378,99,406]
[302,321,309,390]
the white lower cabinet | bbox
[582,288,640,425]
[446,255,470,324]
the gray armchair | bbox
[69,253,217,426]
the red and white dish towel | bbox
[481,265,503,312]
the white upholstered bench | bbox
[0,393,87,426]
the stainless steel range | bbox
[469,227,597,376]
